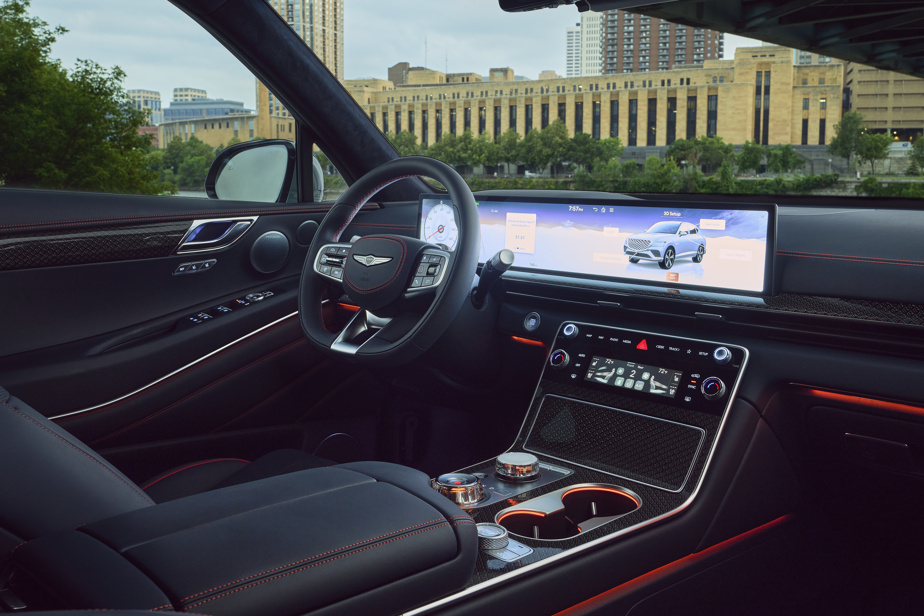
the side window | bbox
[1,0,293,199]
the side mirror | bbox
[205,140,296,202]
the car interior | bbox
[1,0,924,614]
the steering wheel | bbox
[299,156,480,364]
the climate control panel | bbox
[545,322,748,415]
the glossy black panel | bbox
[0,222,189,271]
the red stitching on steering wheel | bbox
[333,174,417,241]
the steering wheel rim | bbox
[298,156,480,365]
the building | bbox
[158,113,273,149]
[539,70,562,80]
[566,23,581,78]
[845,63,924,141]
[345,46,842,149]
[172,87,207,102]
[580,12,604,78]
[603,11,723,74]
[127,89,163,126]
[264,0,343,80]
[163,98,250,122]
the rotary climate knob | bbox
[495,452,540,482]
[701,377,727,401]
[431,473,484,507]
[549,349,570,369]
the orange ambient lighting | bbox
[497,509,547,522]
[562,486,641,508]
[337,302,361,312]
[552,515,792,616]
[805,388,924,418]
[510,336,547,348]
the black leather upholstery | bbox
[0,387,153,541]
[14,465,478,615]
[141,449,330,503]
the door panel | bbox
[0,189,420,460]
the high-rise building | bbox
[128,89,163,125]
[580,12,603,78]
[602,11,723,74]
[845,63,924,141]
[566,23,581,78]
[265,0,344,80]
[172,87,207,102]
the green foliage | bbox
[497,129,521,174]
[155,135,217,190]
[737,140,764,174]
[908,134,924,176]
[539,119,571,176]
[854,177,924,198]
[386,130,420,157]
[0,0,165,194]
[665,136,734,173]
[466,177,572,191]
[766,144,803,174]
[827,110,865,170]
[856,132,893,175]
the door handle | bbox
[175,217,257,254]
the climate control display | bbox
[585,356,682,398]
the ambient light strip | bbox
[49,312,299,420]
[803,388,924,418]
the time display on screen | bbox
[584,356,683,398]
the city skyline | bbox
[32,0,761,113]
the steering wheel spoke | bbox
[405,248,451,298]
[330,309,393,355]
[313,242,352,285]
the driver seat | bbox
[0,386,327,544]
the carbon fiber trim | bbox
[525,395,705,492]
[0,222,190,271]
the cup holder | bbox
[496,484,640,541]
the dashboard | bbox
[420,194,776,295]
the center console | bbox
[416,321,749,612]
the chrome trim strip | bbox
[404,321,749,616]
[175,216,257,254]
[523,395,706,494]
[49,312,298,420]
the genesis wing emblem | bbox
[353,254,393,267]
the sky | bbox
[31,0,762,110]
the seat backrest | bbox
[0,387,154,543]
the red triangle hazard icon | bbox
[636,339,648,350]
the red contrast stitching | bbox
[183,522,450,609]
[333,175,417,241]
[178,517,446,604]
[140,458,252,490]
[9,540,28,558]
[0,400,154,504]
[778,250,924,267]
[89,338,306,446]
[344,236,408,295]
[58,317,297,424]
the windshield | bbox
[646,222,681,234]
[2,0,922,201]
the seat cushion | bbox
[142,449,330,503]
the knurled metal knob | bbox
[477,523,510,551]
[431,473,484,507]
[495,452,540,482]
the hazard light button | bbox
[636,339,648,350]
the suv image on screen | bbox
[624,221,706,270]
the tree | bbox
[906,134,924,176]
[856,132,892,175]
[540,119,570,176]
[386,130,420,157]
[497,129,521,175]
[694,136,735,173]
[827,110,865,171]
[517,128,551,173]
[568,132,597,172]
[0,0,164,194]
[737,140,764,174]
[766,144,802,174]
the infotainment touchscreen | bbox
[419,195,775,295]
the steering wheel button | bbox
[337,247,349,256]
[427,264,440,275]
[321,265,331,275]
[331,268,343,279]
[325,246,338,255]
[411,277,423,288]
[417,263,428,276]
[423,276,435,286]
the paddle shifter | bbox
[472,249,514,308]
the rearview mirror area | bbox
[205,140,296,203]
